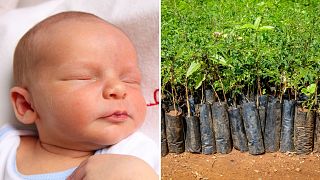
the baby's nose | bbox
[103,82,127,99]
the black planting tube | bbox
[185,116,202,153]
[189,95,196,116]
[264,97,282,152]
[280,100,295,152]
[258,106,266,137]
[211,102,232,154]
[199,103,216,154]
[242,102,265,155]
[294,107,315,154]
[228,106,248,152]
[195,104,200,117]
[205,89,214,104]
[259,95,268,107]
[161,108,169,156]
[314,111,320,152]
[258,95,268,136]
[165,110,185,154]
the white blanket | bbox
[0,124,159,179]
[0,0,159,144]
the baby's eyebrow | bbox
[57,60,99,70]
[125,67,142,75]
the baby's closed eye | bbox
[62,75,95,81]
[122,77,141,85]
[120,70,142,85]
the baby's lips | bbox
[101,110,127,117]
[100,110,130,123]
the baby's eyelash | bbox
[123,79,141,84]
[61,76,94,81]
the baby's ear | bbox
[10,86,37,124]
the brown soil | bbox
[168,109,182,116]
[161,150,320,180]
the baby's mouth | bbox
[101,111,129,122]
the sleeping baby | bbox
[0,11,158,180]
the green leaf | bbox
[238,23,256,30]
[301,83,316,96]
[211,54,233,67]
[307,83,316,94]
[301,88,308,95]
[258,26,275,31]
[213,54,226,64]
[186,61,201,78]
[254,16,262,29]
[195,74,206,89]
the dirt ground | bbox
[161,149,320,180]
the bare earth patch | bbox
[161,150,320,180]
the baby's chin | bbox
[85,131,136,150]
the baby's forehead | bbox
[38,19,111,42]
[33,13,122,48]
[36,20,133,58]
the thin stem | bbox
[280,83,283,103]
[315,79,318,107]
[216,69,227,102]
[170,66,177,114]
[213,86,221,104]
[257,76,261,106]
[201,82,204,104]
[185,79,190,117]
[288,88,291,101]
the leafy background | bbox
[161,0,320,110]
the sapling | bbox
[186,61,201,117]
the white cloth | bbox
[0,124,159,180]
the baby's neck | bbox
[17,136,94,175]
[39,140,94,158]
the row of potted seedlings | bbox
[161,90,320,156]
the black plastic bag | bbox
[242,102,265,155]
[185,116,202,153]
[228,106,248,152]
[199,104,216,154]
[294,108,315,154]
[280,100,295,152]
[259,95,268,108]
[314,111,320,152]
[205,89,214,104]
[161,108,169,156]
[258,95,268,135]
[165,110,185,154]
[264,97,282,152]
[211,102,232,154]
[189,95,196,116]
[195,104,200,117]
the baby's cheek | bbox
[51,93,91,118]
[133,94,147,123]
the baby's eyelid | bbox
[61,75,95,81]
[121,72,142,83]
[123,78,141,84]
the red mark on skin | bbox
[147,89,159,107]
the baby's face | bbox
[28,21,146,150]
